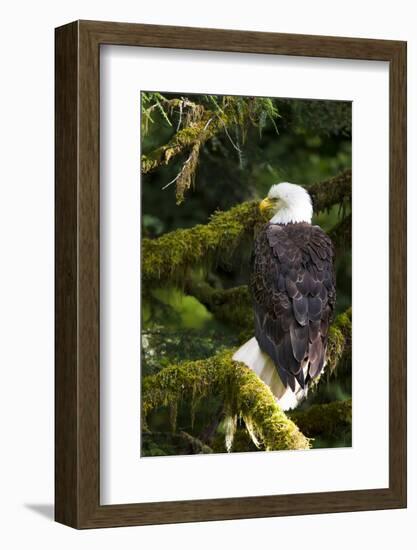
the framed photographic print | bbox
[55,20,407,528]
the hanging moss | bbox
[326,307,352,371]
[141,115,211,174]
[142,200,262,286]
[288,399,352,442]
[211,426,259,453]
[141,96,280,175]
[142,96,283,202]
[142,350,311,452]
[141,100,235,185]
[142,309,351,452]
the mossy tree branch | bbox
[142,350,311,452]
[142,309,351,452]
[141,109,221,175]
[142,200,262,287]
[142,96,280,203]
[288,399,352,440]
[142,100,219,204]
[142,96,280,174]
[326,307,351,372]
[142,430,213,456]
[309,169,352,212]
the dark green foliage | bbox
[279,99,352,137]
[288,400,352,448]
[142,326,237,376]
[330,213,352,255]
[142,431,213,456]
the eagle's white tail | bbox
[232,337,307,411]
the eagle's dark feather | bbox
[250,222,336,391]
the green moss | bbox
[308,169,351,212]
[142,201,263,286]
[142,309,351,452]
[142,349,310,452]
[326,307,351,371]
[141,96,282,202]
[141,118,209,174]
[288,399,352,445]
[142,431,213,456]
[141,108,228,177]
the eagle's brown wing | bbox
[250,222,335,391]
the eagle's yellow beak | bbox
[259,197,273,214]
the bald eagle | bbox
[233,183,336,410]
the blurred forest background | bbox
[141,92,352,457]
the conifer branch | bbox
[141,96,281,203]
[142,201,261,286]
[309,169,352,212]
[142,309,351,452]
[288,399,352,441]
[142,349,311,452]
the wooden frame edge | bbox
[55,21,80,528]
[55,20,407,529]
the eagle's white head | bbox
[259,182,313,225]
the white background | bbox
[101,47,389,504]
[0,1,415,548]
